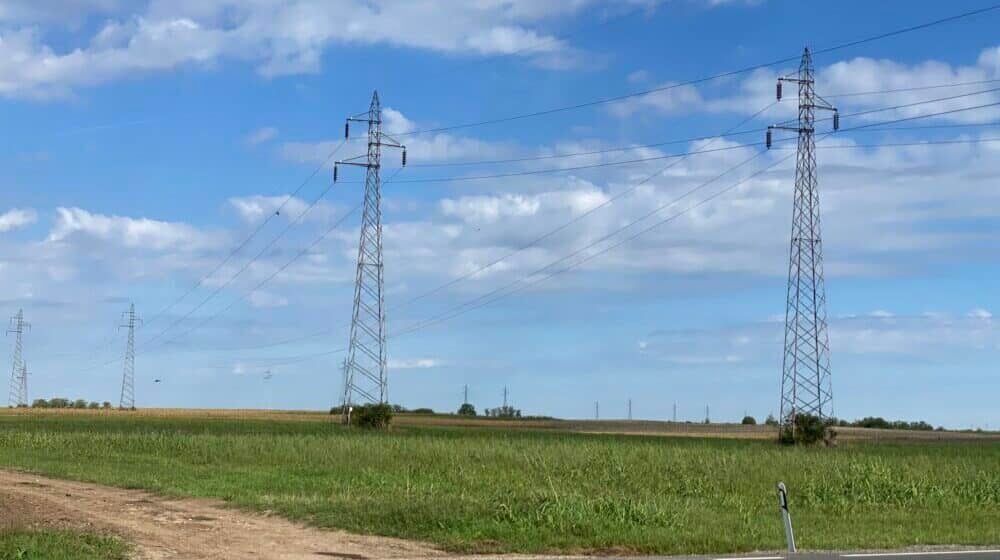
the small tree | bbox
[31,399,49,408]
[741,415,757,425]
[102,402,112,409]
[764,414,779,426]
[73,398,88,409]
[88,401,100,409]
[457,403,476,416]
[351,403,394,429]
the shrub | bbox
[88,401,100,409]
[31,399,49,408]
[73,399,88,409]
[351,403,394,429]
[779,413,830,446]
[412,408,435,414]
[102,402,112,409]
[457,403,476,416]
[741,415,757,425]
[764,414,779,426]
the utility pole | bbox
[672,402,677,423]
[336,91,407,414]
[627,399,632,421]
[767,47,839,433]
[705,405,710,424]
[119,303,141,410]
[503,386,508,408]
[464,384,469,405]
[7,309,29,408]
[595,401,599,420]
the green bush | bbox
[741,415,757,425]
[779,413,831,446]
[351,403,394,429]
[31,399,49,408]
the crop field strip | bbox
[0,411,997,555]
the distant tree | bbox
[411,407,435,414]
[31,399,49,408]
[741,415,757,425]
[73,399,88,409]
[457,403,476,416]
[764,414,779,426]
[485,405,520,418]
[88,401,100,409]
[102,402,112,409]
[329,405,345,415]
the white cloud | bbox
[608,45,1000,124]
[228,194,337,224]
[47,207,223,251]
[0,1,634,98]
[0,208,37,232]
[245,126,278,145]
[968,308,993,320]
[248,290,289,308]
[388,358,444,370]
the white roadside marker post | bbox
[777,482,796,553]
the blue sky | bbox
[2,0,999,428]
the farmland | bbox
[0,409,998,556]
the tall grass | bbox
[0,413,997,554]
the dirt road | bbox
[0,470,443,559]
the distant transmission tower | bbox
[119,303,142,410]
[767,48,839,430]
[7,309,29,407]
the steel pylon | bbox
[335,91,406,410]
[6,309,29,407]
[768,48,839,429]
[119,303,141,410]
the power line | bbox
[408,86,1000,173]
[142,141,347,329]
[161,108,1000,357]
[825,77,1000,99]
[396,4,1000,136]
[162,165,406,347]
[391,149,773,338]
[391,101,780,312]
[142,162,345,348]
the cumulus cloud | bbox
[608,45,1000,124]
[0,1,652,98]
[227,194,336,224]
[47,207,223,251]
[245,126,278,145]
[0,208,37,232]
[388,357,444,369]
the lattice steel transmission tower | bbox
[119,303,141,410]
[767,48,839,429]
[6,309,29,407]
[335,91,406,410]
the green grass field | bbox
[0,530,128,560]
[0,411,997,555]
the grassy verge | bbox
[0,529,127,560]
[0,412,997,554]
